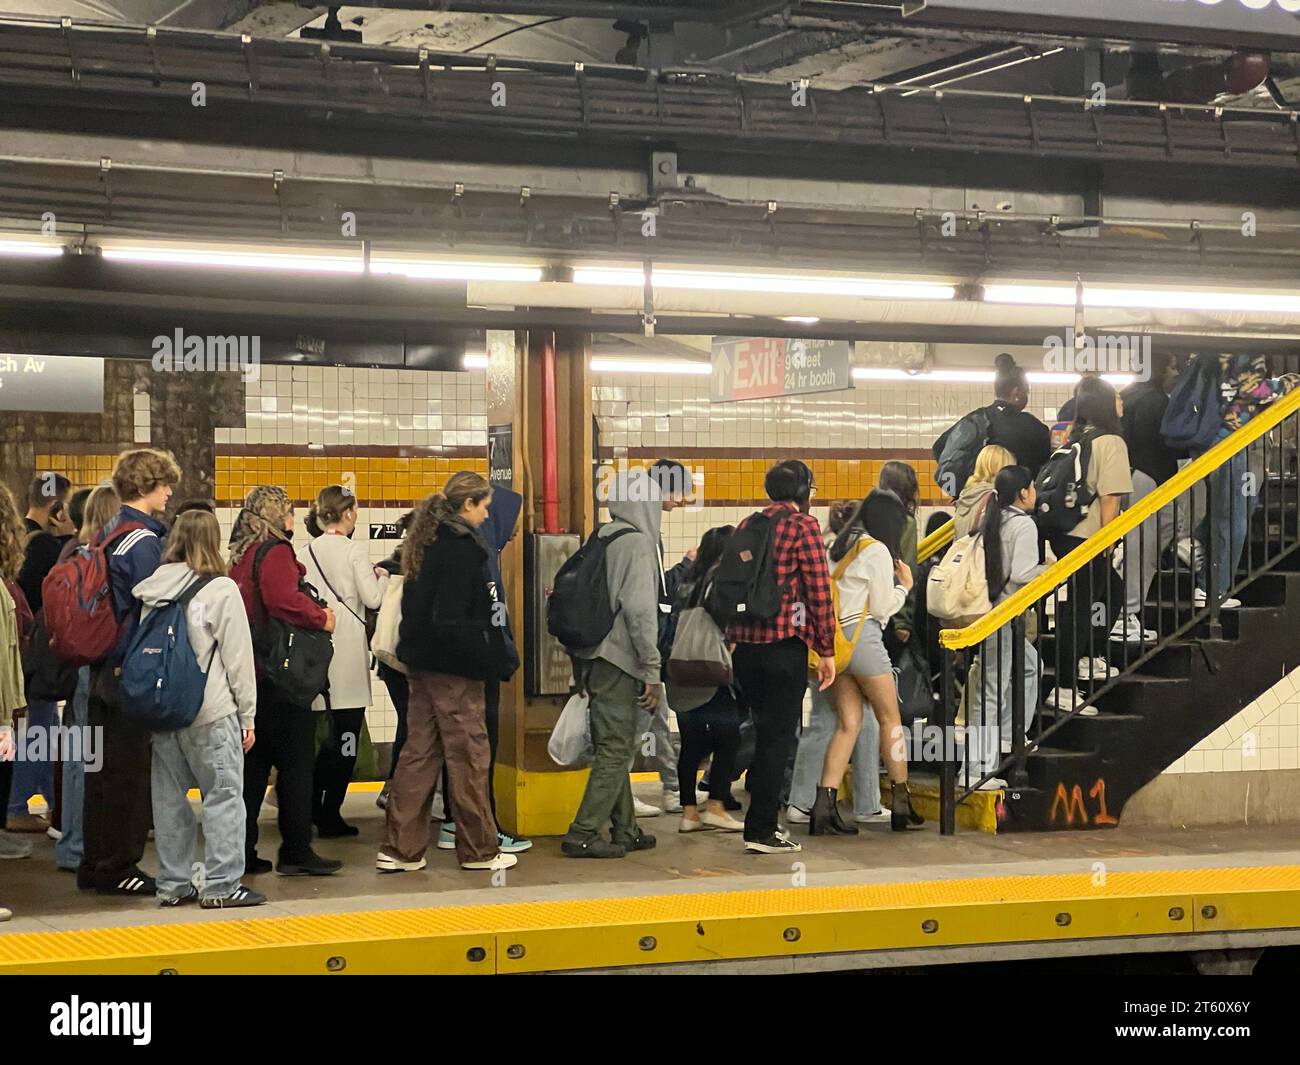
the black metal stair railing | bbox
[926,382,1300,834]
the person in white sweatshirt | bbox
[133,509,263,909]
[966,465,1047,787]
[813,489,917,835]
[298,485,389,837]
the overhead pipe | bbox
[539,329,561,534]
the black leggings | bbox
[312,707,365,825]
[1051,535,1125,678]
[443,678,501,824]
[677,688,742,803]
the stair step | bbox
[1026,745,1095,788]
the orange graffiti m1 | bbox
[1049,778,1117,827]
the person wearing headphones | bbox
[727,460,836,854]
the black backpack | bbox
[933,406,994,500]
[547,525,636,652]
[22,610,79,703]
[250,540,334,709]
[1034,431,1116,537]
[704,510,787,627]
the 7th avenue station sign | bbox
[710,337,853,403]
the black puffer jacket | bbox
[396,521,504,682]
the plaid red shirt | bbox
[727,502,836,657]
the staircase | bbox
[929,384,1300,834]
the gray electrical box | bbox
[525,532,582,696]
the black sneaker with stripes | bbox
[95,869,157,896]
[200,885,267,909]
[159,886,199,908]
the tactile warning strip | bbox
[2,865,1299,974]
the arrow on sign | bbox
[712,347,732,401]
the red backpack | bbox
[41,522,146,667]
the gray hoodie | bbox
[573,468,664,685]
[133,563,258,731]
[954,479,994,539]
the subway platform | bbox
[2,783,1299,975]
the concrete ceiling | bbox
[20,0,1300,105]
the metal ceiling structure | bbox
[0,17,1297,171]
[1,4,1298,358]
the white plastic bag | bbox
[547,690,593,768]
[370,578,407,673]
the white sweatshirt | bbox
[833,539,907,629]
[133,563,258,731]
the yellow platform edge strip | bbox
[3,865,1299,974]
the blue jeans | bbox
[1195,450,1257,598]
[53,669,90,870]
[788,682,883,816]
[968,624,1039,777]
[7,698,58,818]
[151,714,247,902]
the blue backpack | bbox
[1161,355,1222,452]
[121,576,218,731]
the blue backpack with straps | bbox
[1161,354,1222,452]
[121,575,218,731]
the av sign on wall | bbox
[0,354,104,413]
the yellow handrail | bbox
[917,517,954,564]
[938,384,1300,651]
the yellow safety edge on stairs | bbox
[2,865,1298,974]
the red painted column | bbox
[540,329,560,533]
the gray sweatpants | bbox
[1123,469,1179,616]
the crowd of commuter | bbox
[0,349,1287,917]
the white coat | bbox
[297,533,389,710]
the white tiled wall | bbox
[1164,669,1300,775]
[217,364,486,447]
[594,373,1073,451]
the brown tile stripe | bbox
[219,445,485,458]
[602,447,936,460]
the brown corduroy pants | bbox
[381,670,496,865]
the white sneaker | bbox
[662,790,683,814]
[633,797,662,817]
[975,776,1008,792]
[679,815,710,833]
[1076,656,1119,680]
[854,809,892,824]
[1047,686,1081,712]
[461,852,518,871]
[785,805,810,824]
[1193,587,1241,610]
[1109,614,1155,643]
[376,852,427,874]
[45,825,63,842]
[0,906,10,921]
[699,809,744,832]
[1176,537,1204,570]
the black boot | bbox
[826,787,858,835]
[891,781,925,832]
[810,787,857,836]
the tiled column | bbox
[492,328,596,836]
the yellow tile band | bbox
[1,864,1297,974]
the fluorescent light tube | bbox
[463,352,488,369]
[0,238,62,258]
[102,244,362,274]
[852,367,1133,387]
[574,267,955,301]
[372,259,543,283]
[589,358,712,375]
[984,283,1300,314]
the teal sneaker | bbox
[497,829,533,853]
[436,822,456,850]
